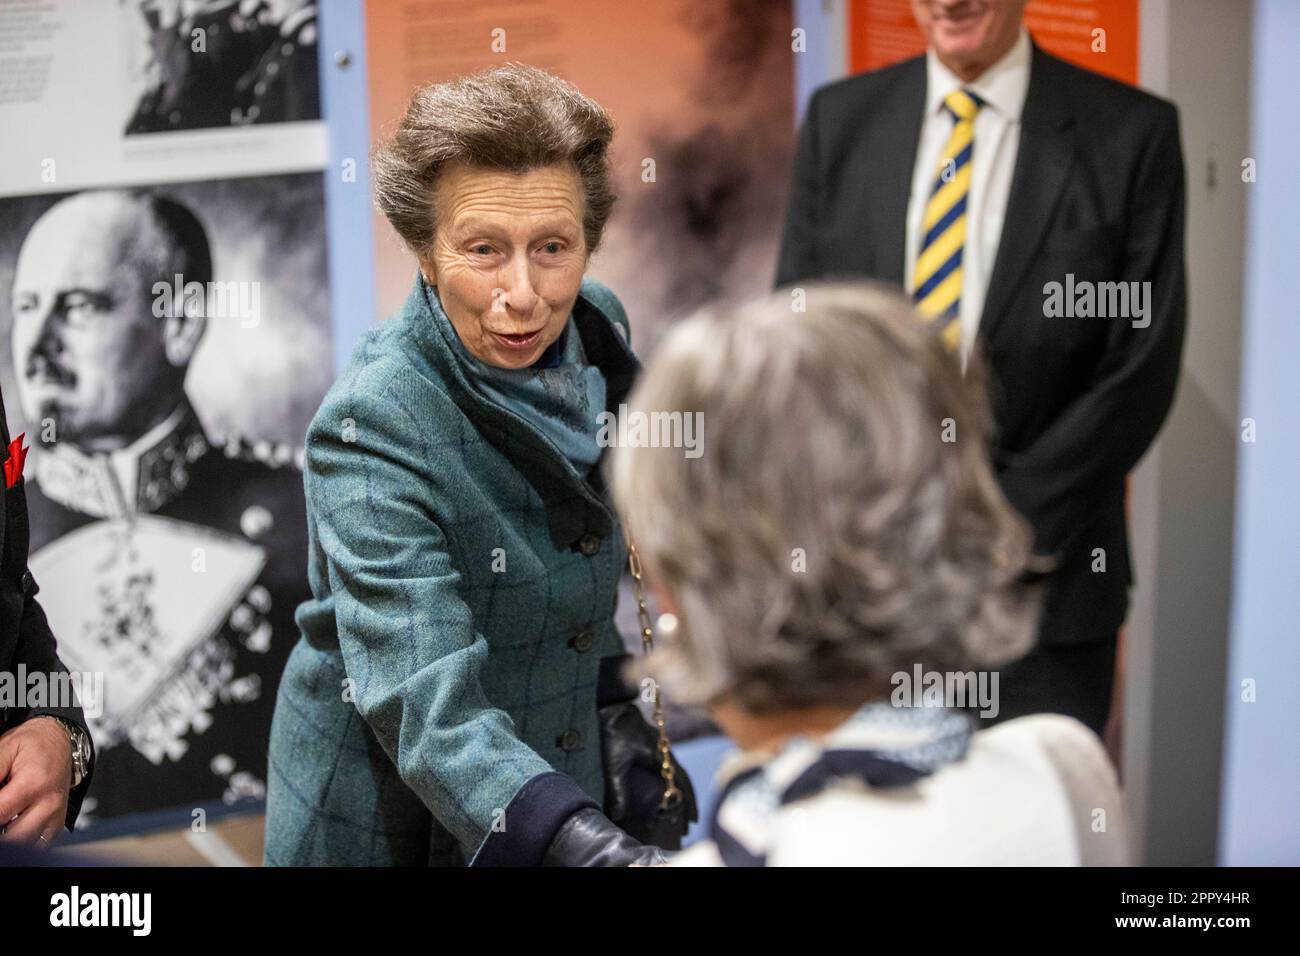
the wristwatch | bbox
[50,717,91,790]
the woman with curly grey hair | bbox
[611,282,1128,866]
[265,64,695,867]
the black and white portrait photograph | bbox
[0,170,331,826]
[122,0,322,135]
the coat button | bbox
[556,729,584,752]
[577,534,601,556]
[568,629,595,653]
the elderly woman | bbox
[611,283,1128,866]
[264,64,693,866]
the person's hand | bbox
[542,807,671,867]
[0,717,72,849]
[599,700,698,839]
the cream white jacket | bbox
[672,713,1128,867]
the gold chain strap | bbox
[627,539,683,812]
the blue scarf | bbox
[428,281,607,477]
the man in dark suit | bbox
[0,388,94,849]
[776,0,1186,734]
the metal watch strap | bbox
[52,717,89,789]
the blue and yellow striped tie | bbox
[913,88,984,352]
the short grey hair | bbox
[611,282,1041,714]
[371,63,616,258]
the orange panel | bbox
[849,0,1139,85]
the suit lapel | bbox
[867,59,926,284]
[979,46,1076,345]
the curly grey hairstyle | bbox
[610,281,1042,714]
[371,62,616,259]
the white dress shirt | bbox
[904,28,1032,366]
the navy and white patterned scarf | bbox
[707,701,975,866]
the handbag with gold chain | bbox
[595,538,696,850]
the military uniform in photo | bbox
[126,0,276,134]
[22,402,308,822]
[232,4,320,126]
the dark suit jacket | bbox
[776,44,1187,646]
[0,388,94,830]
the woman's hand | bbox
[597,654,698,846]
[599,700,698,837]
[542,807,670,867]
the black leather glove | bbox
[542,807,670,867]
[597,655,698,843]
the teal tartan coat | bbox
[264,275,639,866]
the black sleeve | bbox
[10,568,96,832]
[775,88,827,288]
[995,103,1188,560]
[468,772,598,867]
[0,400,95,831]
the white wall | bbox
[1218,0,1300,866]
[1124,0,1252,865]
